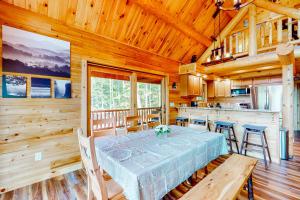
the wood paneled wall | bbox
[0,2,182,193]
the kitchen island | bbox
[178,107,281,163]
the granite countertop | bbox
[177,107,280,113]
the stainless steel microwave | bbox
[231,87,251,96]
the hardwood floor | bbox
[1,135,300,200]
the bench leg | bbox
[247,174,254,200]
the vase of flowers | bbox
[155,125,170,138]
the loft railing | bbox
[91,107,161,128]
[222,16,300,58]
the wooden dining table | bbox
[94,125,228,200]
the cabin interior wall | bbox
[0,3,184,193]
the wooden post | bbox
[298,20,300,40]
[130,73,137,116]
[277,19,283,43]
[249,4,257,56]
[277,43,295,157]
[81,60,88,136]
[161,75,169,125]
[268,22,273,46]
[235,33,239,53]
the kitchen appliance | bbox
[191,101,198,107]
[251,85,283,111]
[231,87,251,96]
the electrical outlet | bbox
[35,152,42,161]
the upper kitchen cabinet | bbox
[180,74,202,97]
[207,79,231,98]
[232,79,253,87]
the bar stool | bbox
[240,124,271,169]
[215,121,239,154]
[176,117,189,127]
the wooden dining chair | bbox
[91,116,117,137]
[77,128,123,200]
[124,115,143,133]
[188,114,210,131]
[146,113,161,129]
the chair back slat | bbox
[91,116,117,137]
[125,115,143,133]
[77,128,108,200]
[146,113,161,129]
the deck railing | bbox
[222,16,300,58]
[91,107,161,128]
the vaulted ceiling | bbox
[1,0,237,64]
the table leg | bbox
[247,174,254,200]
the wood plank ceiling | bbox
[1,0,236,64]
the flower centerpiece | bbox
[155,125,170,138]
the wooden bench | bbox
[180,154,258,200]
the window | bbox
[137,82,161,108]
[91,77,130,111]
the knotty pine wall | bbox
[0,2,185,192]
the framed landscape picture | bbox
[2,75,27,98]
[31,78,51,98]
[54,80,71,98]
[2,25,70,78]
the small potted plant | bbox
[155,125,171,138]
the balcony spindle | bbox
[288,17,292,41]
[235,33,239,53]
[229,35,233,54]
[224,37,227,54]
[268,22,273,46]
[277,19,283,43]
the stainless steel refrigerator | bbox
[251,85,283,112]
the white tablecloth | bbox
[95,125,228,200]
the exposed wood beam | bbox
[253,0,300,20]
[202,46,300,74]
[276,43,295,66]
[221,65,281,76]
[130,0,211,47]
[197,7,249,64]
[224,68,282,79]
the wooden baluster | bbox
[298,20,300,40]
[260,24,265,47]
[224,37,227,55]
[229,35,233,55]
[242,31,245,52]
[235,33,239,53]
[269,22,273,46]
[288,17,292,41]
[277,18,283,43]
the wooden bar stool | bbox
[240,124,271,169]
[176,117,189,127]
[215,121,239,154]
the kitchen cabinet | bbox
[231,79,252,87]
[208,80,231,98]
[207,81,215,98]
[224,79,231,97]
[180,74,201,97]
[215,81,225,97]
[253,77,270,85]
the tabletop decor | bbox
[154,125,170,137]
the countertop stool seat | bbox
[240,124,271,169]
[176,117,189,127]
[215,121,239,154]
